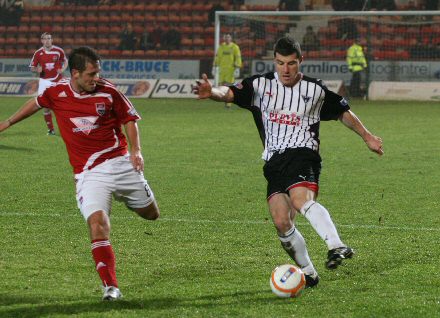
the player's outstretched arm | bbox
[339,110,384,156]
[0,98,40,133]
[194,73,234,103]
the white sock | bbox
[300,200,345,250]
[278,226,317,276]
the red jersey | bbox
[36,78,141,174]
[29,46,66,81]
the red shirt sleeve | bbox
[29,52,39,68]
[36,88,54,109]
[112,89,141,124]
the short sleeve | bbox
[29,53,39,68]
[320,87,350,121]
[229,76,256,109]
[36,89,53,109]
[112,89,141,124]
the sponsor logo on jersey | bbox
[340,97,348,106]
[70,116,99,135]
[45,62,55,71]
[128,108,138,117]
[234,82,243,89]
[265,91,273,97]
[269,110,301,126]
[95,103,106,116]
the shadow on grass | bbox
[0,290,278,317]
[0,144,35,152]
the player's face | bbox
[41,35,52,48]
[73,61,100,93]
[274,52,303,87]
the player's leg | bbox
[279,148,354,270]
[219,69,234,108]
[75,168,122,300]
[38,79,55,134]
[268,193,319,287]
[43,108,55,135]
[112,155,160,220]
[289,186,354,269]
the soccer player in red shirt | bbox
[29,32,67,135]
[1,47,160,301]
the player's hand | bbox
[234,68,240,78]
[365,134,383,156]
[36,66,43,73]
[194,73,212,99]
[130,150,144,172]
[0,120,11,133]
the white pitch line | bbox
[0,211,439,232]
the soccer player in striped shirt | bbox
[195,35,383,287]
[29,32,67,135]
[1,47,160,301]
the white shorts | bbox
[38,78,54,95]
[74,155,156,220]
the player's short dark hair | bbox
[273,36,302,58]
[68,46,101,74]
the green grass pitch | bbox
[0,97,439,317]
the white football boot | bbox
[102,286,123,301]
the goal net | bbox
[214,11,440,95]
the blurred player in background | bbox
[196,35,383,287]
[1,47,160,301]
[30,32,67,135]
[212,33,242,108]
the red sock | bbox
[91,239,118,287]
[43,112,54,131]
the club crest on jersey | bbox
[95,103,106,116]
[302,95,312,103]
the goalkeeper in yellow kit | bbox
[213,34,242,108]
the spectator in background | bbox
[332,0,363,10]
[346,37,367,97]
[118,22,137,51]
[150,23,163,49]
[278,0,300,11]
[164,27,182,50]
[370,0,397,10]
[302,25,320,52]
[423,0,439,10]
[0,0,23,26]
[139,28,153,50]
[209,0,225,25]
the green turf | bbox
[0,97,439,318]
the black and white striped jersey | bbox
[229,72,350,161]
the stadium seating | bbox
[1,0,438,61]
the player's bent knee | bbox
[133,201,160,220]
[87,210,111,239]
[272,216,293,234]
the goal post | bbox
[214,10,440,98]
